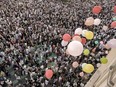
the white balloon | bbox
[82,30,88,37]
[94,18,101,25]
[61,40,68,46]
[67,41,83,56]
[75,28,83,35]
[82,63,87,68]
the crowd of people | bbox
[0,0,116,87]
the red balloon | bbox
[92,6,102,14]
[111,21,116,28]
[62,34,71,42]
[45,69,53,79]
[81,38,86,44]
[113,6,116,13]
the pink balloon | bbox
[45,69,53,79]
[72,61,79,68]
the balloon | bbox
[72,61,79,68]
[111,21,116,28]
[94,18,101,25]
[45,69,53,79]
[82,64,94,73]
[72,36,82,42]
[85,17,94,26]
[62,34,71,42]
[100,57,108,64]
[61,40,68,47]
[81,38,86,44]
[113,6,116,13]
[67,41,83,56]
[75,28,83,35]
[92,6,102,14]
[82,30,88,37]
[82,63,87,68]
[102,25,108,31]
[107,39,116,48]
[83,49,90,56]
[85,31,94,40]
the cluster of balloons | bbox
[61,26,96,73]
[85,17,101,26]
[72,62,95,74]
[45,5,116,79]
[92,5,116,14]
[42,5,115,80]
[62,28,94,46]
[62,28,94,57]
[61,27,96,74]
[91,5,116,28]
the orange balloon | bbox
[72,36,82,42]
[113,6,116,13]
[81,38,86,44]
[92,6,102,14]
[85,17,94,26]
[111,21,116,28]
[62,34,71,42]
[45,69,53,79]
